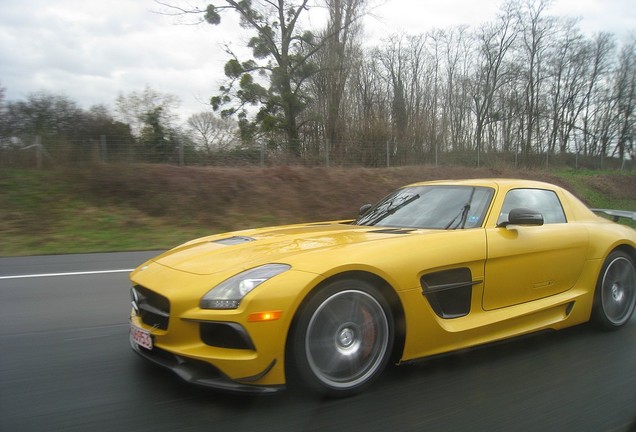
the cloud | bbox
[552,0,636,38]
[1,0,634,125]
[1,0,232,120]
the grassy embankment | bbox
[1,164,634,256]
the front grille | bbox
[132,285,170,330]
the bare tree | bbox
[377,34,411,162]
[346,53,391,165]
[423,30,443,158]
[545,19,587,157]
[441,26,472,152]
[579,32,615,156]
[517,0,554,163]
[0,82,7,141]
[187,111,238,153]
[471,3,518,165]
[319,0,366,158]
[612,37,636,164]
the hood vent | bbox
[212,236,256,245]
[370,228,415,234]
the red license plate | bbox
[131,324,153,350]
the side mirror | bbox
[359,204,373,216]
[499,208,544,227]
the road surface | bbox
[1,252,635,431]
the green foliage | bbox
[205,0,318,156]
[236,0,261,25]
[1,91,137,165]
[237,74,268,104]
[238,115,258,142]
[204,4,220,25]
[224,59,244,78]
[256,103,283,133]
[139,107,174,162]
[5,92,83,139]
[248,31,274,59]
[210,95,222,111]
[115,86,180,141]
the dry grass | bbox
[69,164,568,224]
[0,164,633,256]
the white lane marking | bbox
[0,269,135,280]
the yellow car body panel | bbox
[129,178,636,393]
[483,223,589,309]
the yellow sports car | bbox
[129,179,636,396]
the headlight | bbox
[200,264,291,309]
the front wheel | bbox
[289,279,394,397]
[591,250,636,330]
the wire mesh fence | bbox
[0,134,632,171]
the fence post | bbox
[178,138,184,166]
[35,135,42,169]
[100,135,107,163]
[600,150,604,170]
[325,138,330,168]
[435,141,438,167]
[575,148,579,169]
[477,144,480,168]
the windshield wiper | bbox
[360,194,420,226]
[444,204,470,229]
[444,188,476,230]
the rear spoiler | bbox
[591,209,636,222]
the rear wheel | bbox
[289,279,394,397]
[591,250,636,330]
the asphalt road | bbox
[1,252,635,432]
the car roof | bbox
[405,178,559,190]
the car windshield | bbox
[355,185,494,229]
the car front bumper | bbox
[129,330,284,394]
[128,262,325,393]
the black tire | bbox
[289,279,394,397]
[591,250,636,331]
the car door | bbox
[483,188,589,310]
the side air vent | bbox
[421,268,480,319]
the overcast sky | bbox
[1,0,634,124]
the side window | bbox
[497,189,566,225]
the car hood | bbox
[148,222,421,276]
